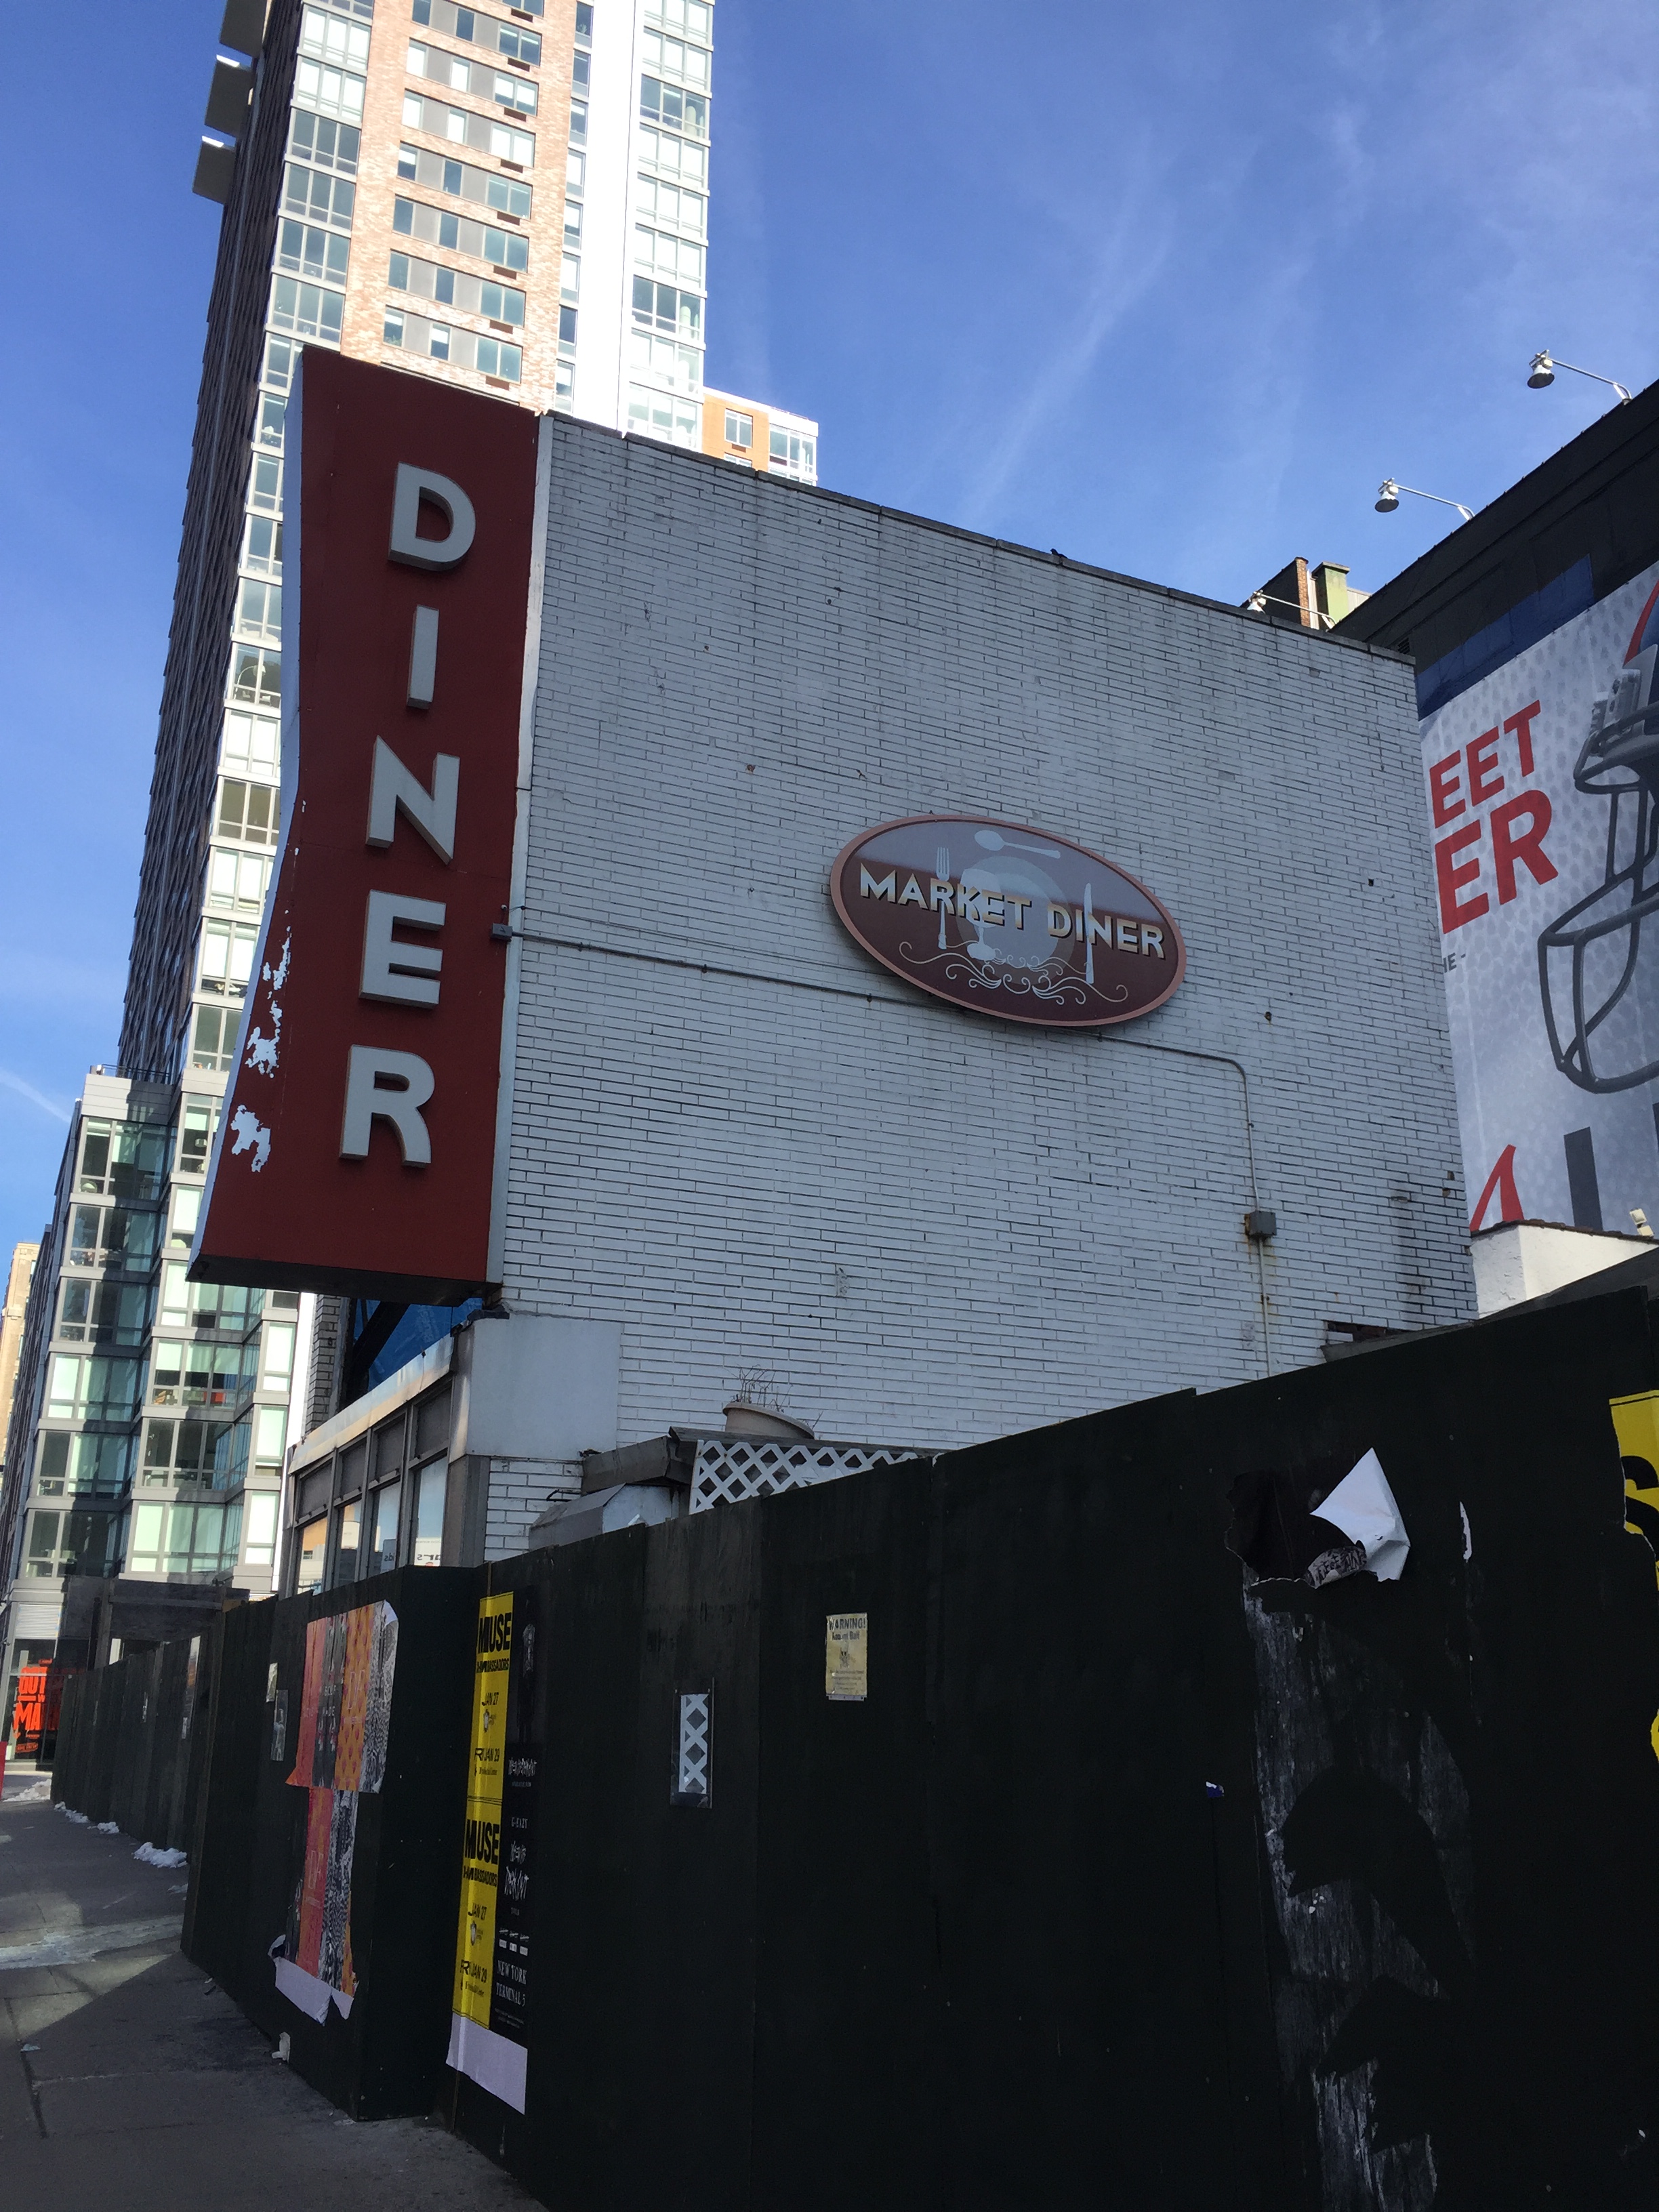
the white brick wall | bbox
[498,425,1473,1453]
[485,1456,581,1562]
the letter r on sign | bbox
[340,1047,435,1166]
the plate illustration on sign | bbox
[830,815,1185,1027]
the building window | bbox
[407,42,539,114]
[283,161,356,229]
[383,309,522,384]
[216,777,279,844]
[561,252,579,302]
[142,1418,222,1482]
[249,453,285,514]
[640,79,708,140]
[571,45,588,94]
[296,55,367,121]
[412,1458,447,1565]
[287,108,361,176]
[637,126,705,184]
[256,393,287,451]
[628,384,701,448]
[647,0,712,36]
[262,335,300,392]
[769,426,817,480]
[387,250,525,325]
[631,276,701,341]
[401,91,534,167]
[629,332,701,393]
[255,1406,288,1468]
[207,846,272,913]
[331,1496,362,1586]
[564,197,582,246]
[642,28,710,89]
[260,1322,296,1392]
[241,514,283,577]
[276,219,350,285]
[45,1353,141,1422]
[235,578,283,643]
[229,648,279,712]
[199,920,258,1000]
[396,142,533,218]
[634,174,703,234]
[725,409,753,449]
[269,275,344,342]
[297,1519,326,1591]
[567,148,585,194]
[633,226,703,284]
[244,1492,280,1570]
[58,1278,148,1347]
[392,194,528,270]
[79,1118,167,1200]
[177,1098,218,1176]
[412,1,544,63]
[221,713,279,779]
[300,5,369,68]
[168,1185,202,1250]
[369,1480,401,1574]
[68,1203,157,1270]
[38,1432,129,1498]
[191,1004,238,1074]
[574,1,590,36]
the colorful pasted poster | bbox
[447,1586,541,2112]
[1422,560,1659,1233]
[274,1598,398,2023]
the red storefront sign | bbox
[192,350,539,1301]
[830,815,1185,1027]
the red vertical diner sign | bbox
[192,349,538,1301]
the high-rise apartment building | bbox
[0,0,815,1704]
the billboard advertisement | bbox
[1423,560,1659,1233]
[191,349,539,1303]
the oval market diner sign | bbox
[829,814,1186,1029]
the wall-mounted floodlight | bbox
[1375,478,1473,522]
[1528,350,1631,404]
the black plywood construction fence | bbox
[51,1626,218,1852]
[59,1288,1659,2207]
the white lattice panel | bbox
[689,1439,920,1513]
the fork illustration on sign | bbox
[936,844,951,949]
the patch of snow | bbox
[7,1779,50,1802]
[229,1103,272,1172]
[58,1805,90,1825]
[135,1841,188,1869]
[95,1820,120,1835]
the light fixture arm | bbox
[1376,479,1474,522]
[1530,350,1632,404]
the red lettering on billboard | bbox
[1434,822,1488,933]
[1465,728,1504,805]
[1489,791,1557,905]
[1429,752,1465,826]
[1502,699,1541,776]
[191,350,538,1301]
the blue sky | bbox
[1,0,1656,1259]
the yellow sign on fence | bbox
[453,1591,514,2025]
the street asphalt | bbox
[0,1763,532,2210]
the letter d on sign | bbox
[389,464,476,571]
[341,1046,436,1165]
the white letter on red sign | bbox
[367,738,459,862]
[388,464,476,571]
[340,1047,435,1166]
[361,890,447,1005]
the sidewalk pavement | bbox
[0,1767,532,2210]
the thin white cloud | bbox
[955,140,1176,529]
[0,1068,72,1124]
